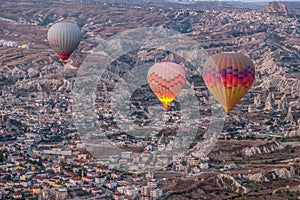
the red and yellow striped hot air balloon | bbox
[47,22,81,62]
[147,62,186,110]
[202,52,255,116]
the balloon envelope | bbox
[147,62,186,110]
[202,52,255,115]
[47,22,81,61]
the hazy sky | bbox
[236,0,300,1]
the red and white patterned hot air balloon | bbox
[47,22,81,62]
[147,62,186,110]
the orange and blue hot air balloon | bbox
[147,62,186,110]
[202,52,255,116]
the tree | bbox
[180,20,191,33]
[76,169,83,177]
[236,152,242,157]
[0,151,5,162]
[76,190,87,197]
[46,169,55,175]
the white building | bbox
[105,181,117,189]
[147,179,158,188]
[150,188,163,199]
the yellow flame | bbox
[159,97,174,110]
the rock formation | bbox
[243,167,295,182]
[216,174,248,194]
[284,106,296,125]
[263,92,275,111]
[264,1,289,16]
[248,105,253,113]
[243,141,284,156]
[284,129,300,138]
[254,94,262,108]
[277,94,288,112]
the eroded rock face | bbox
[28,68,40,79]
[277,94,288,112]
[264,1,289,15]
[274,168,291,179]
[258,75,300,94]
[244,172,270,182]
[267,2,281,12]
[254,94,262,108]
[284,129,300,138]
[0,66,27,83]
[216,174,248,194]
[284,106,295,125]
[243,167,295,182]
[248,105,253,113]
[280,3,288,14]
[12,78,72,93]
[256,56,300,98]
[243,141,284,156]
[263,92,275,111]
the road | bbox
[272,185,300,195]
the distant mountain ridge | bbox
[96,0,300,11]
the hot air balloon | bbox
[147,62,186,110]
[202,52,255,116]
[47,22,81,62]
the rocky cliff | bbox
[243,141,285,156]
[243,167,296,182]
[264,1,289,15]
[216,174,248,194]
